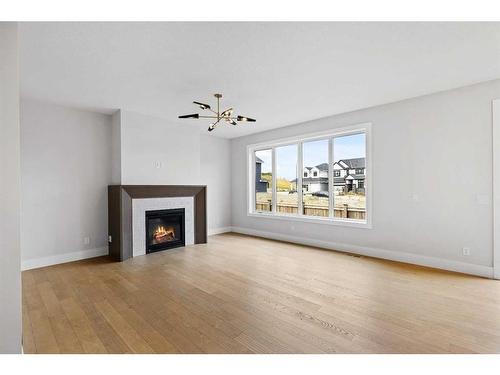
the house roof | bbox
[350,174,365,180]
[338,157,365,169]
[305,159,365,171]
[315,163,329,171]
[255,156,263,164]
[305,162,329,171]
[291,177,328,183]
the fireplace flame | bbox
[153,225,175,242]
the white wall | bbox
[110,110,122,185]
[200,134,232,234]
[0,22,22,353]
[20,99,112,269]
[118,110,232,233]
[231,79,500,277]
[120,110,201,185]
[494,99,500,279]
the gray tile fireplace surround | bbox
[132,197,194,257]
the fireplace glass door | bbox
[145,208,185,253]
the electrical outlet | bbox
[108,235,112,243]
[84,236,90,245]
[154,161,162,169]
[462,247,471,256]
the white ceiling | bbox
[19,22,500,139]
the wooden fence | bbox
[255,202,366,220]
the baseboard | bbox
[21,246,109,271]
[231,226,494,279]
[208,226,232,236]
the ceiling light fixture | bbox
[178,93,256,132]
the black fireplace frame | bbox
[145,208,185,254]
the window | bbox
[276,144,298,214]
[334,133,366,220]
[254,149,272,212]
[248,123,370,227]
[303,139,329,217]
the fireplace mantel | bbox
[108,185,207,261]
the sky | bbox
[256,133,365,180]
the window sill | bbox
[247,211,372,229]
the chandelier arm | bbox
[220,108,234,118]
[180,94,254,132]
[211,118,222,128]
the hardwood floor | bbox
[22,233,500,353]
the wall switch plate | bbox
[84,236,90,245]
[462,247,471,256]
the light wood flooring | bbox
[22,233,500,353]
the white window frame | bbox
[247,122,372,228]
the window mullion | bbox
[328,138,334,218]
[251,149,256,213]
[297,142,303,216]
[272,147,277,214]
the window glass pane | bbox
[255,149,272,212]
[333,133,366,221]
[275,144,298,215]
[302,139,329,217]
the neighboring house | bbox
[301,162,329,193]
[291,158,365,194]
[255,156,269,193]
[333,157,365,193]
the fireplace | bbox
[108,185,206,261]
[145,208,185,253]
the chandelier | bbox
[178,93,256,132]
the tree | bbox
[261,173,292,192]
[276,178,292,192]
